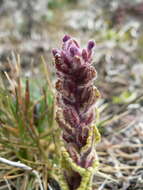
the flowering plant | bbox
[53,35,101,190]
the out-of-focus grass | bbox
[0,55,60,189]
[48,0,78,9]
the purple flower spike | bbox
[63,35,71,42]
[53,36,100,190]
[87,40,95,51]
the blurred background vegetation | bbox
[0,0,143,189]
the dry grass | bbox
[0,55,61,190]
